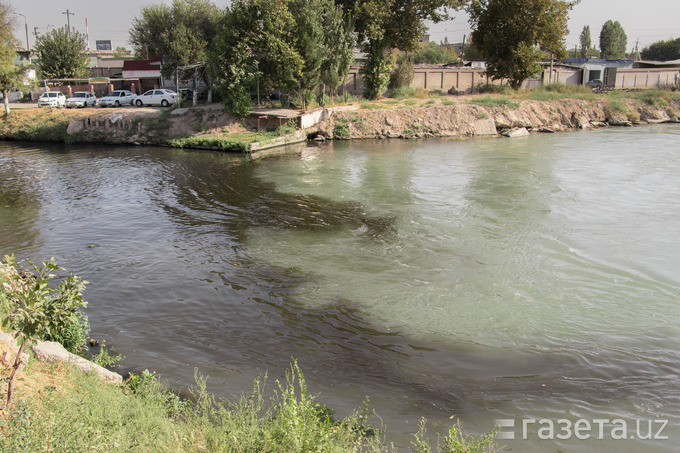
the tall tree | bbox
[0,1,25,115]
[319,6,355,98]
[599,20,627,59]
[336,0,466,99]
[129,0,221,81]
[579,25,591,58]
[34,26,89,79]
[209,0,303,116]
[468,0,578,90]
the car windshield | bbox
[43,92,59,98]
[73,93,87,98]
[109,91,122,96]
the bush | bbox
[389,59,414,91]
[1,255,90,354]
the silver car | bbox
[99,90,137,107]
[65,92,98,108]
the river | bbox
[1,125,679,451]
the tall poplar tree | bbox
[579,25,591,58]
[599,20,627,59]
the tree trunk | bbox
[2,89,10,115]
[6,336,25,405]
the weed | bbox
[443,100,456,106]
[91,340,125,368]
[333,117,350,139]
[469,96,519,109]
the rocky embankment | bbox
[2,97,679,150]
[314,97,680,141]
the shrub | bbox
[333,117,350,139]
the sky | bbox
[10,0,680,54]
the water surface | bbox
[1,126,679,451]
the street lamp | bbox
[16,13,29,52]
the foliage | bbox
[406,42,459,65]
[129,0,221,86]
[412,417,499,453]
[319,5,356,97]
[641,37,680,62]
[389,58,415,91]
[90,340,125,368]
[167,135,250,152]
[527,82,593,101]
[337,0,466,99]
[599,20,627,59]
[361,40,393,99]
[1,255,89,405]
[1,255,90,354]
[579,25,592,58]
[34,26,89,79]
[469,95,519,109]
[0,2,25,115]
[333,117,350,139]
[0,360,398,451]
[209,0,302,117]
[468,0,578,90]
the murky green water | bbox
[1,125,679,451]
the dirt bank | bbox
[1,96,679,150]
[315,97,680,140]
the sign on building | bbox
[96,40,112,51]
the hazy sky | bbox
[11,0,680,53]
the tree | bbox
[209,0,303,116]
[1,255,89,405]
[468,0,578,90]
[0,1,24,115]
[34,26,89,79]
[336,0,466,99]
[129,4,171,59]
[641,38,680,62]
[129,0,221,97]
[407,41,459,65]
[599,20,627,59]
[319,6,355,99]
[579,25,591,58]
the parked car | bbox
[65,92,98,108]
[586,79,603,88]
[98,90,137,107]
[37,91,66,108]
[135,89,178,107]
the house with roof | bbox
[122,56,164,93]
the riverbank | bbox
[2,88,679,152]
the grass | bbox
[468,95,519,109]
[526,83,595,101]
[0,357,500,452]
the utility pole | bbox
[62,9,74,35]
[17,13,29,51]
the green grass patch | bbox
[167,135,250,152]
[403,99,419,106]
[469,95,519,109]
[359,102,383,110]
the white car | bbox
[38,91,66,108]
[135,89,178,107]
[98,90,137,107]
[65,92,98,108]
